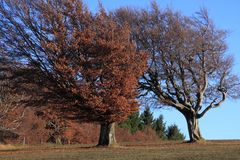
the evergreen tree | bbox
[152,115,167,140]
[118,112,144,134]
[140,107,154,127]
[166,124,185,141]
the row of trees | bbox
[119,107,185,141]
[0,0,239,146]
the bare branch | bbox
[197,89,227,118]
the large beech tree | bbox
[114,4,240,142]
[0,0,146,146]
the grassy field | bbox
[0,140,240,160]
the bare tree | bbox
[0,93,25,131]
[0,58,25,144]
[114,5,240,142]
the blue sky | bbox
[84,0,240,140]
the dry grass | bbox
[0,140,240,160]
[0,144,21,151]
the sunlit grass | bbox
[0,140,239,160]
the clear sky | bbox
[83,0,240,140]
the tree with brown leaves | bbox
[114,4,240,142]
[0,0,147,146]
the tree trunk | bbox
[97,122,117,147]
[55,136,62,145]
[184,114,204,142]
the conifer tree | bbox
[153,115,167,140]
[118,111,144,134]
[167,124,185,141]
[140,107,154,127]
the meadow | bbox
[0,140,240,160]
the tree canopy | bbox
[0,0,147,146]
[1,0,239,144]
[114,3,240,142]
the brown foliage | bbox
[0,0,147,126]
[116,127,159,143]
[9,108,159,145]
[12,108,48,144]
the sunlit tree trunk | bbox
[55,136,62,145]
[184,112,204,142]
[97,122,117,146]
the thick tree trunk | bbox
[184,114,204,142]
[97,122,117,147]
